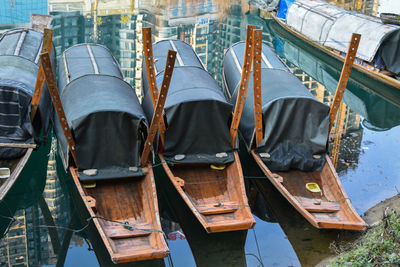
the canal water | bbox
[1,1,400,266]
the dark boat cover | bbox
[56,44,148,180]
[0,28,54,159]
[223,42,330,171]
[142,40,234,164]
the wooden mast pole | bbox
[40,52,78,167]
[30,28,53,121]
[253,29,263,146]
[141,50,177,166]
[328,33,361,133]
[142,27,167,148]
[230,25,256,146]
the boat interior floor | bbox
[166,158,255,233]
[78,171,167,262]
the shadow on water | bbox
[0,136,51,238]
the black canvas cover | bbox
[56,44,148,179]
[142,40,234,164]
[0,28,54,159]
[223,42,330,171]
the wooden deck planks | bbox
[251,150,367,230]
[70,167,168,263]
[160,152,255,233]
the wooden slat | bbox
[141,50,177,166]
[296,197,341,213]
[198,202,239,215]
[230,25,256,146]
[328,33,361,133]
[253,29,263,146]
[30,28,53,121]
[40,52,78,166]
[104,223,152,239]
[142,27,167,147]
[0,143,37,149]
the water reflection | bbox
[0,0,400,266]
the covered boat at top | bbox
[223,41,367,230]
[269,0,400,91]
[142,39,255,233]
[55,43,168,263]
[0,15,54,203]
[278,0,400,75]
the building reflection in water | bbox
[0,139,72,266]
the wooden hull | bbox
[0,148,33,201]
[271,13,400,91]
[159,151,255,233]
[70,166,169,263]
[251,150,367,230]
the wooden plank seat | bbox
[104,223,152,239]
[197,202,239,215]
[296,196,341,213]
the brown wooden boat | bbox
[41,43,172,263]
[70,166,168,263]
[159,152,255,233]
[223,30,367,230]
[251,151,367,230]
[141,28,255,233]
[271,13,400,91]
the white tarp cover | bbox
[286,0,400,62]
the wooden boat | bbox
[141,37,255,233]
[268,0,400,91]
[51,44,169,263]
[0,15,53,201]
[223,41,367,230]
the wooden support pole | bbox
[142,27,167,147]
[40,52,78,167]
[230,25,256,146]
[141,50,177,166]
[30,28,53,121]
[253,29,263,146]
[328,33,361,133]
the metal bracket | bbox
[328,33,361,133]
[230,25,256,146]
[141,50,177,166]
[253,29,263,146]
[40,52,78,167]
[30,28,53,121]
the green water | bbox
[1,1,400,266]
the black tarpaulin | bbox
[56,44,148,179]
[142,40,234,164]
[223,42,330,171]
[0,28,54,159]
